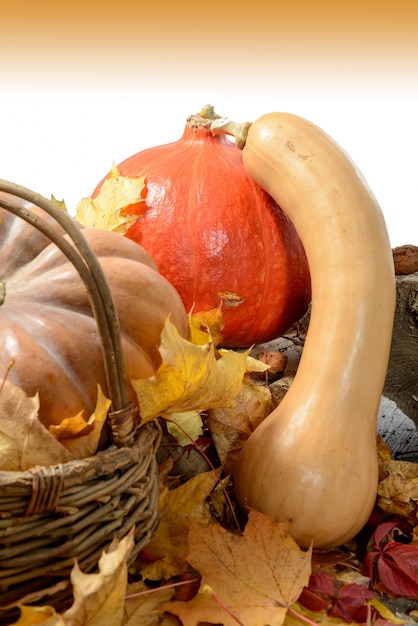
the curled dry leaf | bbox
[188,304,225,347]
[48,386,111,459]
[377,435,418,518]
[207,380,272,474]
[63,528,135,626]
[0,379,113,470]
[75,163,146,233]
[9,604,65,625]
[12,531,134,626]
[0,379,73,470]
[255,349,287,381]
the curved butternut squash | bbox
[213,112,396,548]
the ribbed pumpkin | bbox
[0,191,188,430]
[91,107,311,347]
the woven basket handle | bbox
[0,179,137,446]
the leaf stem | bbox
[203,584,246,626]
[287,604,323,626]
[125,578,196,599]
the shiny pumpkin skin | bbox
[0,193,188,428]
[92,120,311,347]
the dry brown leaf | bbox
[376,434,418,518]
[75,163,146,233]
[132,318,247,423]
[63,528,134,626]
[378,473,418,518]
[50,412,95,441]
[207,379,272,473]
[123,581,175,625]
[49,386,111,459]
[13,531,133,625]
[10,605,65,625]
[0,379,73,470]
[138,470,218,582]
[161,509,312,626]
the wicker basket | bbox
[0,181,161,619]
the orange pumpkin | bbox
[91,108,311,347]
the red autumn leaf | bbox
[365,521,418,597]
[329,582,376,623]
[186,434,213,457]
[298,578,332,613]
[299,571,376,623]
[374,521,400,545]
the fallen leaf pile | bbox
[120,434,418,626]
[7,406,418,626]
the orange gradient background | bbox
[2,1,417,89]
[1,0,417,245]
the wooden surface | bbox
[383,272,418,428]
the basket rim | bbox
[0,420,161,493]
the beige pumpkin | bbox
[0,191,188,430]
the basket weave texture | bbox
[0,421,161,610]
[0,182,161,617]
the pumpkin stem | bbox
[186,104,223,130]
[198,104,218,120]
[210,117,252,150]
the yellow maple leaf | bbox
[188,303,225,347]
[132,317,248,423]
[139,470,218,582]
[161,510,312,626]
[75,163,146,233]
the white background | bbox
[1,31,417,250]
[1,87,416,249]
